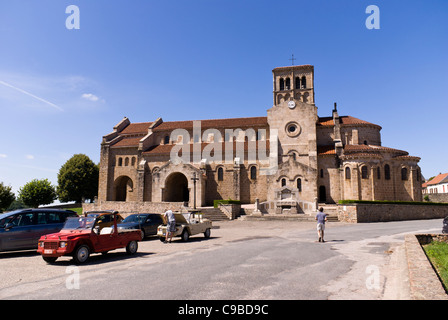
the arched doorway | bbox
[319,186,327,203]
[114,176,133,201]
[164,172,189,202]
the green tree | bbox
[57,154,99,203]
[18,179,57,208]
[0,182,15,212]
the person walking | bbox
[315,207,328,243]
[163,210,176,243]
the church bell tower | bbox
[273,65,315,106]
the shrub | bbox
[213,199,241,208]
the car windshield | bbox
[0,211,21,228]
[122,215,148,223]
[63,217,96,230]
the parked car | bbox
[85,211,124,231]
[442,217,448,234]
[37,211,141,264]
[0,209,78,252]
[117,213,164,240]
[157,211,212,242]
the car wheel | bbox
[140,229,146,240]
[43,256,57,264]
[181,229,190,242]
[73,245,90,264]
[159,236,166,242]
[126,240,138,254]
[204,228,211,238]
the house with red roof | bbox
[423,173,448,194]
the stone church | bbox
[95,65,422,215]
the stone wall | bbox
[82,200,187,218]
[338,203,448,223]
[424,194,448,203]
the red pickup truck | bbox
[37,211,141,264]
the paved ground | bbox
[0,218,442,300]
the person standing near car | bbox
[315,207,328,243]
[163,210,176,243]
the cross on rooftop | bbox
[289,54,296,66]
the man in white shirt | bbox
[315,207,328,243]
[163,210,176,243]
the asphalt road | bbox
[0,218,442,300]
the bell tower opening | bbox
[272,65,315,106]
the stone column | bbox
[136,160,146,202]
[352,164,360,200]
[233,158,241,201]
[370,166,376,201]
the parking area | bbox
[0,219,321,296]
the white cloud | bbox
[0,154,7,158]
[81,93,100,102]
[25,154,34,160]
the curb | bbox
[404,234,448,300]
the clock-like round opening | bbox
[285,122,301,137]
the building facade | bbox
[96,65,422,214]
[423,173,448,194]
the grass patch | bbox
[422,241,448,291]
[69,207,83,215]
[213,199,241,208]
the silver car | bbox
[0,209,78,252]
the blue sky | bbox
[0,0,447,195]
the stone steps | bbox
[200,207,230,221]
[239,214,316,221]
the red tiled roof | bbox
[317,145,336,155]
[317,116,381,128]
[111,136,144,148]
[120,122,152,134]
[344,144,408,155]
[427,173,448,186]
[272,65,314,71]
[152,117,268,132]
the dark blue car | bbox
[117,213,163,240]
[0,208,78,252]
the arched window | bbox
[250,166,257,180]
[361,166,368,179]
[401,167,408,181]
[385,164,391,180]
[125,157,129,166]
[281,178,286,187]
[285,78,290,90]
[377,167,381,180]
[320,169,324,178]
[279,78,285,91]
[164,135,170,144]
[345,167,351,180]
[118,157,123,167]
[295,77,301,89]
[301,76,307,88]
[131,157,136,166]
[297,178,302,192]
[217,167,224,181]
